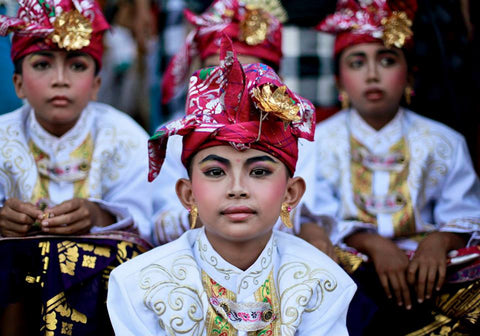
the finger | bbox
[7,200,43,219]
[1,206,36,225]
[425,265,438,299]
[407,260,418,285]
[389,274,403,306]
[48,199,82,217]
[416,264,428,303]
[42,207,89,228]
[378,273,392,299]
[398,273,412,310]
[42,219,91,235]
[1,227,29,237]
[436,263,446,292]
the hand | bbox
[298,222,338,262]
[346,232,412,309]
[41,198,115,235]
[0,198,44,237]
[407,232,467,303]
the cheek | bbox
[254,178,287,206]
[191,177,221,206]
[339,71,361,95]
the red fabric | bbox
[1,0,109,67]
[148,36,315,182]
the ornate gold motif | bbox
[51,10,92,50]
[280,203,293,229]
[42,292,87,336]
[334,247,364,274]
[239,6,270,45]
[381,11,413,49]
[251,84,300,122]
[244,0,288,23]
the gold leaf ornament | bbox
[251,84,300,122]
[381,11,413,49]
[51,10,92,50]
[239,6,270,45]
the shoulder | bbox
[0,105,29,129]
[315,111,348,134]
[87,102,149,139]
[274,230,354,288]
[314,111,349,147]
[405,110,465,144]
[110,230,199,280]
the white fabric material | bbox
[0,102,153,239]
[107,228,356,336]
[298,108,480,247]
[151,135,311,246]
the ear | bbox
[12,73,26,99]
[282,176,306,209]
[175,178,195,210]
[90,75,101,101]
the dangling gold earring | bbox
[339,91,350,110]
[280,203,293,229]
[189,205,198,229]
[404,86,414,105]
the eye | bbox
[32,61,50,70]
[250,167,272,177]
[347,58,364,69]
[379,56,397,67]
[70,61,88,72]
[203,167,225,177]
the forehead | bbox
[192,145,275,163]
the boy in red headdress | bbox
[0,1,153,334]
[107,37,356,335]
[297,0,480,334]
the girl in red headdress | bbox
[297,0,480,334]
[107,38,356,336]
[0,1,152,334]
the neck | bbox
[205,230,272,271]
[356,107,399,131]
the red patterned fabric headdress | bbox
[149,36,314,182]
[0,0,109,68]
[161,0,283,104]
[317,0,417,57]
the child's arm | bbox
[345,231,412,309]
[38,198,116,235]
[0,198,43,237]
[407,231,468,303]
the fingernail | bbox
[426,295,431,299]
[41,221,48,226]
[406,305,412,310]
[436,287,441,291]
[42,227,49,232]
[418,298,423,303]
[398,302,403,306]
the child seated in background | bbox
[0,0,152,334]
[299,0,480,334]
[107,38,356,335]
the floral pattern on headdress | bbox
[317,0,417,54]
[161,0,283,104]
[149,36,315,181]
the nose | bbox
[366,59,379,83]
[227,174,249,199]
[52,64,69,87]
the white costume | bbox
[298,108,480,248]
[0,102,153,239]
[107,228,356,335]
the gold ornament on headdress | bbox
[51,10,93,50]
[239,5,270,45]
[381,11,413,49]
[244,0,288,23]
[251,84,300,122]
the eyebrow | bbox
[345,49,400,59]
[199,154,230,165]
[246,155,278,165]
[198,154,277,166]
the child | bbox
[0,0,152,334]
[107,38,356,335]
[299,0,480,334]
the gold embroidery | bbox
[61,322,73,335]
[71,134,93,198]
[252,271,281,335]
[42,292,87,336]
[335,247,364,274]
[29,140,50,204]
[82,255,96,268]
[58,242,79,276]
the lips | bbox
[221,206,256,221]
[48,96,72,107]
[364,88,384,101]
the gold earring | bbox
[404,86,413,105]
[189,205,198,229]
[280,203,293,229]
[339,91,350,110]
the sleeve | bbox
[107,269,162,336]
[151,135,190,245]
[434,136,480,245]
[94,122,153,241]
[298,134,376,244]
[298,282,357,336]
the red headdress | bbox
[0,0,109,68]
[317,0,417,57]
[149,36,314,181]
[161,0,283,104]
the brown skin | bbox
[345,231,468,309]
[298,222,339,262]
